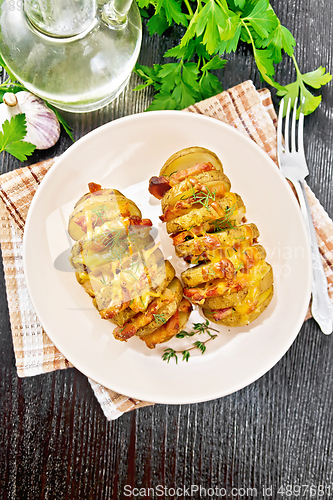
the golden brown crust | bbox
[69,187,191,347]
[152,146,274,329]
[203,286,274,326]
[161,170,231,213]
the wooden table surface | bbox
[1,1,332,499]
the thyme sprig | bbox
[162,320,219,363]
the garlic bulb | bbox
[0,91,61,150]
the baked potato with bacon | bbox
[69,183,192,348]
[149,147,274,327]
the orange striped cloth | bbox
[0,80,332,420]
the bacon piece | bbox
[206,280,243,297]
[148,176,172,199]
[148,163,217,199]
[74,215,91,232]
[201,259,234,282]
[183,287,206,305]
[184,279,243,305]
[211,307,233,321]
[74,213,152,236]
[88,182,102,193]
[168,162,216,184]
[128,216,153,227]
[194,234,222,252]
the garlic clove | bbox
[3,93,18,107]
[0,91,61,150]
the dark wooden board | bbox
[1,1,332,498]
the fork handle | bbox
[293,180,333,335]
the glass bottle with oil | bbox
[0,0,142,112]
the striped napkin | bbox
[0,80,332,420]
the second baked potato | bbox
[149,146,274,328]
[69,183,192,349]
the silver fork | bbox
[277,97,333,335]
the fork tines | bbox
[278,97,305,155]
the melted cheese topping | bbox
[76,205,165,315]
[85,209,93,240]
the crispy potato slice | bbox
[69,194,142,241]
[73,188,125,209]
[203,285,274,326]
[175,223,259,259]
[136,277,183,338]
[91,246,165,310]
[161,170,231,212]
[181,259,234,288]
[165,192,244,233]
[204,264,273,310]
[69,229,155,272]
[142,298,192,349]
[205,288,248,310]
[111,260,176,327]
[181,244,266,288]
[160,146,223,177]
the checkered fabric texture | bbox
[0,81,332,420]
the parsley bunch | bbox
[135,0,331,115]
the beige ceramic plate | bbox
[23,111,312,404]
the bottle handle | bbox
[101,0,133,27]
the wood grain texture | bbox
[0,1,332,498]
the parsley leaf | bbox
[302,66,333,89]
[162,0,188,26]
[233,0,246,8]
[199,71,223,100]
[201,55,227,72]
[217,23,242,53]
[0,114,36,161]
[259,23,295,63]
[277,59,332,116]
[147,11,169,36]
[136,0,152,7]
[172,80,197,108]
[242,0,278,39]
[146,91,177,110]
[195,0,230,54]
